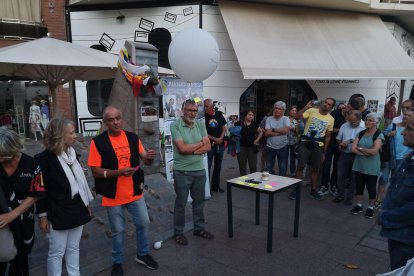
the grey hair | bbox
[274,101,286,110]
[0,127,24,156]
[365,112,379,123]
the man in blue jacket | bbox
[380,115,414,270]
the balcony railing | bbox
[0,19,47,40]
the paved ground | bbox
[22,139,390,276]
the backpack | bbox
[358,124,395,163]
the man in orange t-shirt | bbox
[88,106,158,275]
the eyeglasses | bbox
[274,107,284,110]
[185,108,198,113]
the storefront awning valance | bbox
[219,0,414,80]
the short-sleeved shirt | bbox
[88,131,145,207]
[302,108,335,147]
[265,116,290,149]
[336,122,365,153]
[170,118,207,171]
[205,112,226,138]
[352,133,384,176]
[0,153,45,245]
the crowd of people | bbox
[1,94,414,275]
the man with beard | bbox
[289,98,335,200]
[170,99,213,245]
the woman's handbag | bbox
[0,226,17,262]
[0,183,18,262]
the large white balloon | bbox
[168,28,220,82]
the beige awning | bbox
[219,0,414,80]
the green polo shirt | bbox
[170,117,207,171]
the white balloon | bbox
[168,28,220,82]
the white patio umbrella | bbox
[0,37,118,115]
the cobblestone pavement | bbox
[22,139,389,276]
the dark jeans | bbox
[288,144,297,176]
[237,146,257,176]
[354,171,377,199]
[321,145,341,188]
[388,239,414,270]
[266,145,288,176]
[207,143,225,190]
[336,152,355,200]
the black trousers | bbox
[320,145,341,188]
[0,251,29,276]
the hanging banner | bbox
[161,78,210,199]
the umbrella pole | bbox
[49,85,57,118]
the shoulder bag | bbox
[0,181,18,262]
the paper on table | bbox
[265,185,272,189]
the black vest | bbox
[93,130,144,199]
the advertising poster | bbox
[161,78,211,199]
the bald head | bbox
[103,106,123,135]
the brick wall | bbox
[41,0,74,121]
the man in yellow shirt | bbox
[289,98,335,200]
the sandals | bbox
[193,229,214,239]
[174,234,188,246]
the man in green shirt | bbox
[170,99,213,246]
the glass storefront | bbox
[0,81,49,139]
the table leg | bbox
[227,181,233,238]
[255,191,260,225]
[294,181,301,237]
[267,193,274,253]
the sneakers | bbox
[330,186,338,197]
[111,264,123,276]
[350,205,363,214]
[365,208,374,219]
[135,254,158,270]
[288,190,296,200]
[333,196,344,203]
[317,186,330,196]
[310,190,323,201]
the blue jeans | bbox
[173,170,206,235]
[266,145,288,176]
[207,144,224,190]
[106,198,150,264]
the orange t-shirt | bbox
[88,131,145,206]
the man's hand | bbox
[146,149,156,160]
[39,217,50,233]
[119,168,136,177]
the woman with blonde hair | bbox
[36,118,93,276]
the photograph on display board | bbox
[367,100,379,113]
[161,78,209,199]
[141,105,158,122]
